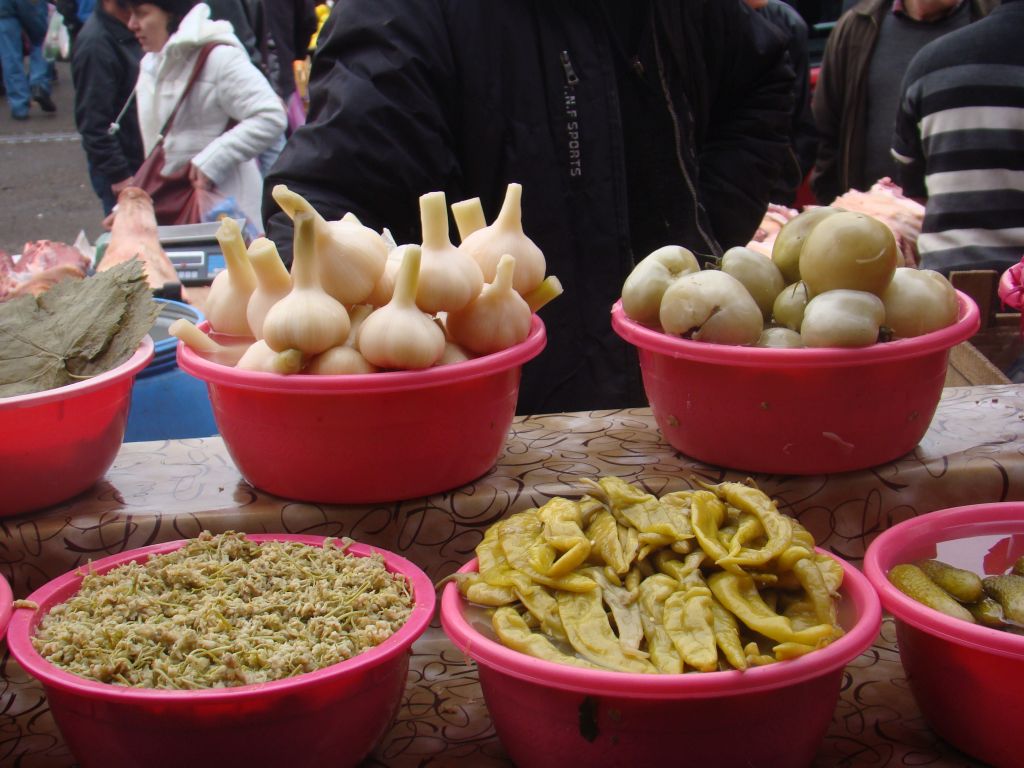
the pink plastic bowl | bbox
[0,572,12,637]
[864,503,1024,767]
[178,316,546,504]
[0,336,154,517]
[610,293,979,475]
[441,552,881,768]
[6,534,435,768]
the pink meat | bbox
[17,240,91,274]
[0,241,90,301]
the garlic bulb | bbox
[271,184,387,305]
[358,245,445,369]
[451,197,487,241]
[206,217,257,336]
[415,191,484,314]
[345,303,374,349]
[235,340,304,374]
[305,345,378,375]
[262,211,351,355]
[436,341,471,366]
[363,244,407,306]
[245,237,292,340]
[458,182,545,295]
[169,318,250,366]
[445,253,532,355]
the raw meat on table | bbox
[0,241,91,301]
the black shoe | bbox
[32,87,56,113]
[11,111,28,121]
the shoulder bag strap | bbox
[157,41,225,140]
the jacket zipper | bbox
[560,50,579,85]
[650,30,719,258]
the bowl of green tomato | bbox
[612,211,980,475]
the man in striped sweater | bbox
[891,0,1024,275]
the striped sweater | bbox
[891,0,1024,275]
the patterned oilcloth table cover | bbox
[3,383,1022,767]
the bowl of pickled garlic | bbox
[610,291,979,475]
[177,316,545,504]
[440,480,882,768]
[864,503,1024,767]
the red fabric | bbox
[132,144,203,226]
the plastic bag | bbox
[197,189,259,240]
[42,11,70,62]
[286,91,307,133]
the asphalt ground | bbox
[0,60,104,257]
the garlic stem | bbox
[292,211,320,290]
[493,251,516,292]
[420,191,451,251]
[236,340,303,374]
[524,275,564,313]
[452,197,487,242]
[217,217,257,293]
[272,349,305,375]
[248,238,291,291]
[169,318,220,354]
[271,184,318,220]
[392,244,421,308]
[170,318,251,366]
[495,182,523,230]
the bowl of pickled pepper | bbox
[441,478,882,768]
[864,503,1024,768]
[610,291,979,475]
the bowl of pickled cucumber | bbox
[440,477,882,768]
[864,503,1024,768]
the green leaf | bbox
[0,260,162,397]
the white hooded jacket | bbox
[136,3,286,227]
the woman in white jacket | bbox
[125,0,286,228]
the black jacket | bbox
[757,0,818,204]
[263,0,793,415]
[70,7,144,185]
[207,0,262,71]
[249,0,318,100]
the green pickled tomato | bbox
[771,206,842,285]
[881,267,959,338]
[772,281,810,332]
[621,245,702,326]
[659,270,763,346]
[799,211,899,297]
[720,246,786,321]
[800,289,885,348]
[756,327,804,348]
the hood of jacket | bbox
[142,3,243,79]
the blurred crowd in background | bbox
[1,0,1019,273]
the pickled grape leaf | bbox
[0,260,160,397]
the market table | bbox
[3,383,1022,766]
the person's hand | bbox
[110,176,134,195]
[188,163,214,190]
[102,208,117,231]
